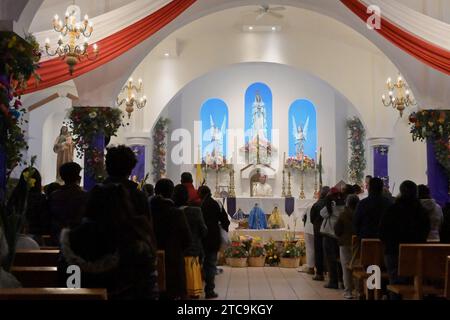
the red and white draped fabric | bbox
[24,0,197,94]
[341,0,450,75]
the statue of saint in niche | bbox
[53,126,74,182]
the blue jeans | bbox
[203,251,218,293]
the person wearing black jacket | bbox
[198,185,230,299]
[309,186,330,281]
[354,177,392,240]
[380,180,430,287]
[151,179,192,299]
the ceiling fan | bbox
[254,4,286,20]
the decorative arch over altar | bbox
[288,99,317,161]
[200,98,228,164]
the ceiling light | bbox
[271,26,276,31]
[248,26,254,30]
[164,52,170,57]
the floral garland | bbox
[0,32,41,176]
[67,107,124,181]
[409,110,450,177]
[347,117,366,185]
[152,117,170,182]
[285,156,316,171]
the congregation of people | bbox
[0,145,230,300]
[303,175,450,299]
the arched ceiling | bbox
[10,0,450,112]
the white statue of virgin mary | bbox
[252,93,267,141]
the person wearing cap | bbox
[48,162,87,244]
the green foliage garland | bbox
[152,118,170,182]
[409,110,450,176]
[67,107,124,181]
[347,117,366,185]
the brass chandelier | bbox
[381,74,416,117]
[116,78,147,118]
[45,5,99,75]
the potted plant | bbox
[248,237,266,267]
[264,239,280,266]
[279,240,303,268]
[224,239,248,267]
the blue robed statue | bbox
[248,203,267,230]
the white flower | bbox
[89,111,97,118]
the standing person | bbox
[59,184,157,299]
[320,188,344,289]
[380,180,430,288]
[150,179,192,299]
[418,185,443,242]
[354,177,392,241]
[300,205,315,274]
[198,185,230,299]
[7,167,49,244]
[441,203,450,244]
[104,145,153,222]
[310,186,330,281]
[173,184,207,299]
[48,162,87,244]
[181,172,201,206]
[335,195,359,299]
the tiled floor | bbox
[214,266,346,300]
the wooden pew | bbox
[387,244,450,300]
[0,288,107,300]
[445,256,450,299]
[157,250,166,292]
[13,249,60,267]
[352,239,387,300]
[11,266,59,288]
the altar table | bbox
[230,228,303,242]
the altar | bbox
[223,197,316,235]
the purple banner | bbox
[84,133,105,191]
[130,145,146,181]
[226,197,236,218]
[427,140,449,207]
[285,197,295,216]
[374,145,389,187]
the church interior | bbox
[1,0,450,304]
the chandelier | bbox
[45,5,99,75]
[116,78,147,118]
[381,74,416,117]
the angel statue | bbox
[292,116,309,158]
[203,114,226,163]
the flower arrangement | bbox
[249,237,266,257]
[0,33,41,176]
[152,117,170,182]
[201,157,229,171]
[264,239,280,266]
[281,240,303,258]
[67,107,124,181]
[285,155,316,171]
[224,239,249,259]
[347,117,366,185]
[409,110,450,178]
[239,235,253,252]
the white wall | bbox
[28,97,84,185]
[160,62,358,195]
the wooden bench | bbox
[157,250,166,292]
[13,250,60,267]
[11,266,59,288]
[0,288,107,300]
[446,256,450,299]
[387,244,450,300]
[352,239,388,300]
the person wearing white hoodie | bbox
[418,185,443,242]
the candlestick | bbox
[214,169,220,197]
[287,169,292,197]
[300,169,305,200]
[229,166,236,197]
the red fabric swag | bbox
[340,0,450,75]
[23,0,197,94]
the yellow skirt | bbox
[185,256,203,297]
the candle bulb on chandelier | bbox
[93,43,98,52]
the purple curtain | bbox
[427,140,449,207]
[130,145,146,181]
[374,145,389,188]
[84,133,105,191]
